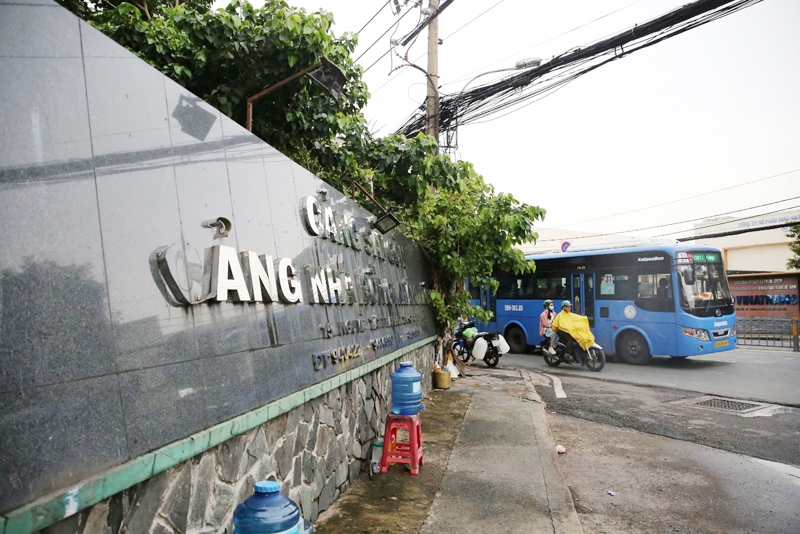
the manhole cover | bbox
[694,398,761,412]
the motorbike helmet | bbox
[543,299,552,309]
[561,300,572,309]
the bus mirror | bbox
[682,268,695,285]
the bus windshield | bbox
[677,253,733,317]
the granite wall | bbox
[0,0,437,530]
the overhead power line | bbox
[374,0,643,99]
[357,1,391,35]
[537,196,800,243]
[399,0,456,46]
[396,0,765,137]
[651,203,800,238]
[439,0,647,89]
[677,221,797,242]
[356,4,417,63]
[439,0,507,42]
[564,168,800,228]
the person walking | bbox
[539,299,557,355]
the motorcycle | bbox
[451,321,510,368]
[543,333,606,372]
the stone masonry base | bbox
[35,346,434,534]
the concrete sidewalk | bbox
[315,366,582,533]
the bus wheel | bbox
[618,332,652,365]
[506,325,527,353]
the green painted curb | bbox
[2,337,436,534]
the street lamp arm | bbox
[351,181,388,213]
[246,62,321,132]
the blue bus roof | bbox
[524,243,722,262]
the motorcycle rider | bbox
[539,299,557,355]
[552,299,599,363]
[551,300,578,359]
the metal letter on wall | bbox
[277,258,303,303]
[208,245,251,302]
[241,251,279,303]
[303,196,322,236]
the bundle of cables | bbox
[396,0,763,137]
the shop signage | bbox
[729,276,800,317]
[155,196,427,308]
[152,196,430,370]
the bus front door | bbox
[486,288,498,332]
[477,287,498,332]
[569,272,595,328]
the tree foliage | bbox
[59,0,546,334]
[787,224,800,270]
[403,163,544,326]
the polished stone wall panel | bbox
[118,360,208,458]
[199,350,260,425]
[0,58,93,174]
[0,375,127,512]
[251,346,301,401]
[0,3,81,58]
[0,177,115,394]
[85,54,200,373]
[0,0,435,515]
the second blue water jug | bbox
[390,361,422,415]
[233,481,313,534]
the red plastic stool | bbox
[379,413,424,475]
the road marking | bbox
[542,373,567,398]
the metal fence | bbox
[736,316,799,351]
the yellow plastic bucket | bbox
[433,369,451,389]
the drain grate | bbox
[669,395,772,415]
[694,398,762,412]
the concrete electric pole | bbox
[426,0,440,147]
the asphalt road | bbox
[501,346,800,406]
[498,347,800,533]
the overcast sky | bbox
[218,0,800,241]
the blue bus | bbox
[470,244,737,364]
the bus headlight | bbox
[682,327,710,341]
[730,324,736,336]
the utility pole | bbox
[426,0,440,149]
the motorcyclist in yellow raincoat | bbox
[551,300,596,358]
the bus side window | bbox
[497,272,517,299]
[522,273,536,298]
[598,270,634,300]
[547,275,567,299]
[636,271,674,312]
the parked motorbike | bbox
[543,333,606,372]
[452,321,510,368]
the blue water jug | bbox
[391,361,422,415]
[233,481,313,534]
